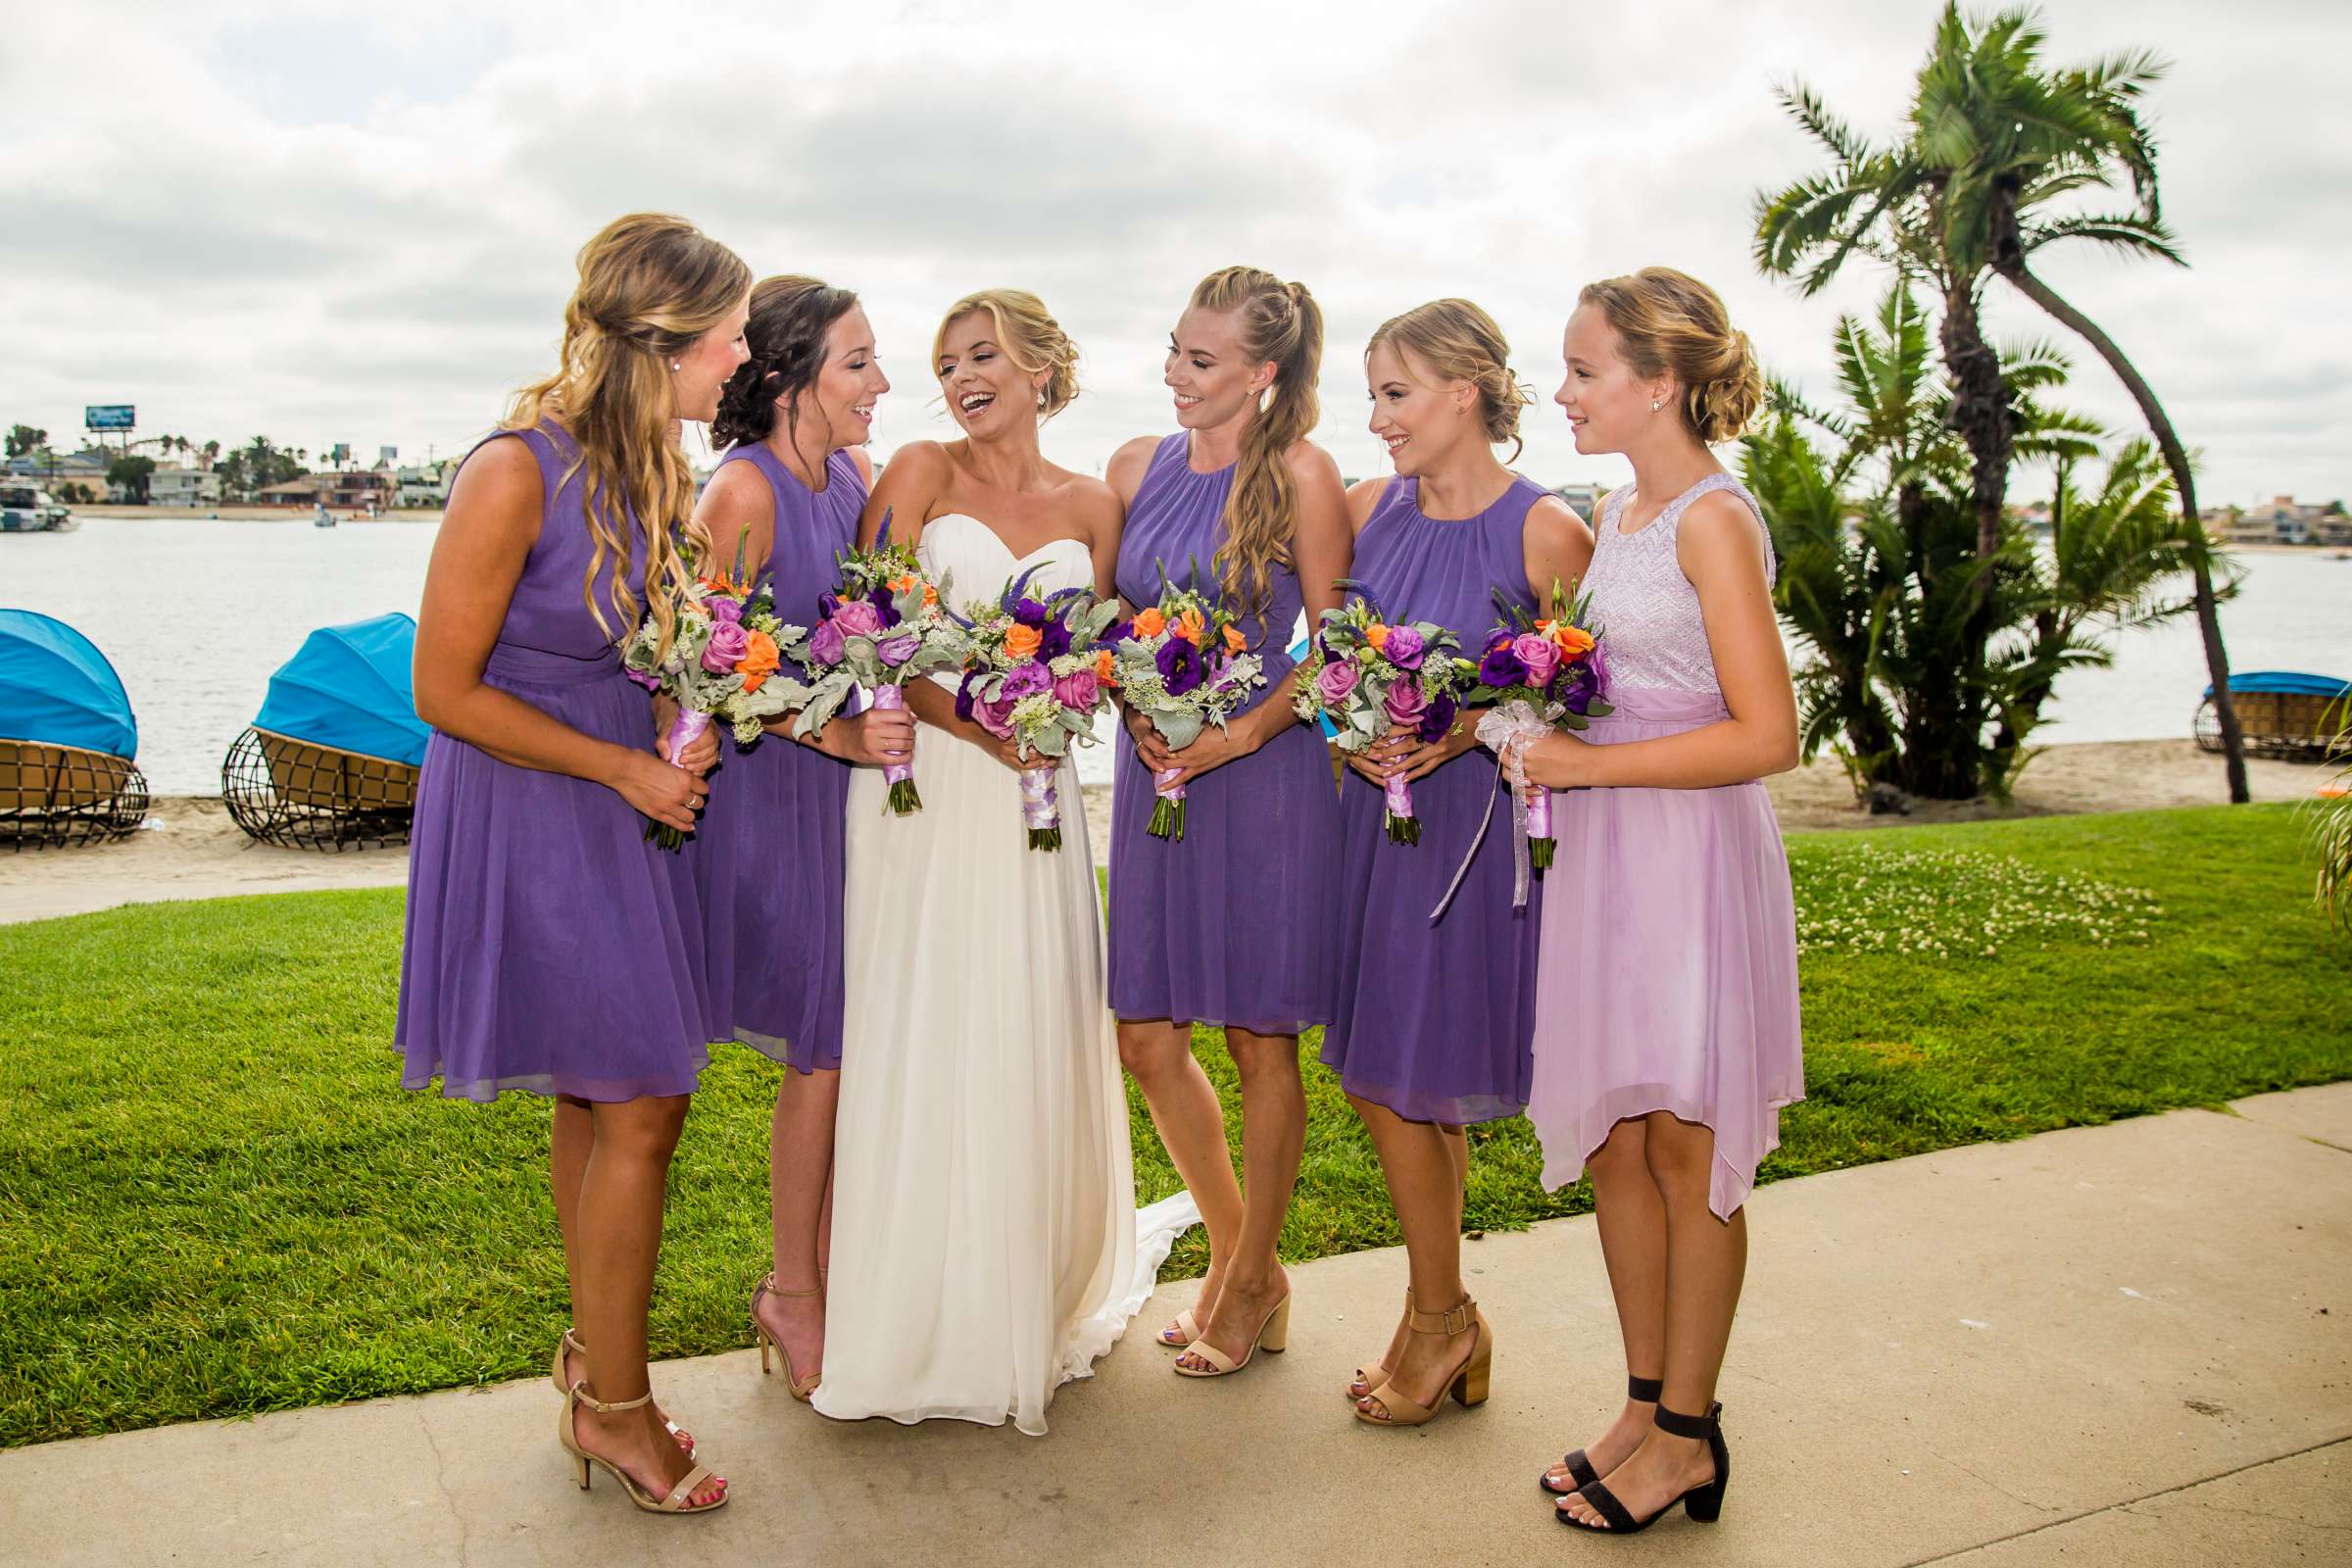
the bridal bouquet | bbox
[1106,574,1265,843]
[1292,594,1476,846]
[776,533,960,814]
[622,559,803,850]
[954,566,1121,851]
[1461,581,1611,871]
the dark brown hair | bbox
[711,274,861,450]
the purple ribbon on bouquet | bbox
[868,683,914,788]
[662,707,712,766]
[1428,702,1552,922]
[1021,765,1059,831]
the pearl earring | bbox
[669,359,680,371]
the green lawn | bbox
[2,804,2345,1446]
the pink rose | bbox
[1053,667,1102,712]
[1512,632,1559,687]
[975,692,1017,738]
[1314,660,1360,708]
[1382,671,1428,729]
[702,618,749,672]
[833,600,884,638]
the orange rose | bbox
[1550,624,1595,659]
[1174,607,1206,645]
[1095,648,1118,685]
[737,629,780,693]
[922,584,939,610]
[1222,624,1246,654]
[888,573,918,595]
[1365,622,1391,652]
[1133,606,1167,638]
[1004,622,1043,659]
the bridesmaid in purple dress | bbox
[1519,270,1800,1535]
[687,276,912,1402]
[1324,301,1592,1427]
[398,215,744,1514]
[1104,267,1351,1379]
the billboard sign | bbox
[330,442,352,464]
[379,445,397,465]
[85,405,135,431]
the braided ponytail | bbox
[1191,266,1322,619]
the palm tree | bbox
[1755,3,2247,802]
[1933,8,2249,802]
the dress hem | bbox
[1538,1091,1804,1221]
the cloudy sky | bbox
[6,0,2345,507]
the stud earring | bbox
[669,358,680,371]
[1649,399,1663,413]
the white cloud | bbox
[6,0,2344,503]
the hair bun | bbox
[1581,268,1762,446]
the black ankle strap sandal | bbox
[1557,1400,1729,1534]
[1539,1375,1663,1495]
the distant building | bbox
[148,466,222,508]
[258,470,398,510]
[394,463,453,508]
[5,449,111,487]
[1552,482,1604,521]
[2225,495,2342,546]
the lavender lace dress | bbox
[1526,472,1804,1217]
[397,422,710,1102]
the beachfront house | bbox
[2224,495,2344,546]
[147,466,223,508]
[395,463,452,508]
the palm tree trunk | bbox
[1999,261,2250,804]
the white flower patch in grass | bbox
[1789,845,2162,959]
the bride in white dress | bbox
[814,289,1197,1436]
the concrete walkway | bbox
[7,1087,2348,1567]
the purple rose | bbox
[626,664,662,692]
[1560,639,1609,715]
[1419,691,1457,742]
[1156,636,1204,696]
[1477,629,1526,688]
[1382,672,1428,729]
[1039,616,1073,661]
[707,596,743,624]
[1003,662,1053,700]
[817,591,840,620]
[876,632,920,667]
[1513,632,1559,687]
[808,617,848,666]
[1012,596,1049,627]
[702,618,750,672]
[1054,667,1102,712]
[1313,660,1360,708]
[868,584,904,629]
[976,692,1017,738]
[955,669,981,722]
[834,600,884,638]
[1383,624,1426,670]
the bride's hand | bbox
[964,724,1037,775]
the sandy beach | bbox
[0,738,2329,926]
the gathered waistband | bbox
[484,644,627,689]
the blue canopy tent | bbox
[223,612,427,849]
[0,609,149,847]
[2195,670,2350,760]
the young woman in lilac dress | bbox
[1516,269,1801,1534]
[687,276,913,1401]
[1325,300,1592,1426]
[1104,266,1350,1379]
[398,214,746,1515]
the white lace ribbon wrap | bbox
[1428,700,1553,923]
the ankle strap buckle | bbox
[1410,1298,1476,1337]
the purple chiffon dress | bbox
[690,445,863,1072]
[1107,432,1341,1036]
[397,422,710,1102]
[1527,472,1804,1218]
[1319,474,1545,1124]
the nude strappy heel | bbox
[751,1274,821,1400]
[1354,1294,1490,1427]
[557,1380,726,1515]
[551,1327,694,1457]
[1157,1306,1204,1349]
[1346,1288,1413,1402]
[1172,1292,1291,1378]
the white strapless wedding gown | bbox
[814,514,1199,1437]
